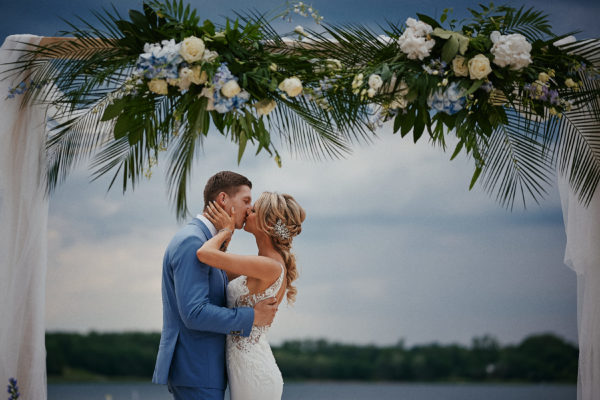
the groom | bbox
[153,171,278,399]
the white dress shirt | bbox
[196,213,217,237]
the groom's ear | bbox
[216,192,228,208]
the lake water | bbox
[48,382,575,400]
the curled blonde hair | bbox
[254,192,306,305]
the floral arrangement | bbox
[7,1,368,218]
[296,4,599,208]
[4,1,599,216]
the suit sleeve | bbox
[172,236,254,337]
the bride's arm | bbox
[197,240,280,282]
[196,202,281,282]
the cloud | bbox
[43,117,577,347]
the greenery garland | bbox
[3,1,599,218]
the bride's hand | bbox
[206,201,235,232]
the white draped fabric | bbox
[0,35,49,400]
[559,176,600,400]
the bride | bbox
[196,191,306,400]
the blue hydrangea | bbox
[211,63,249,114]
[135,40,184,80]
[427,82,466,115]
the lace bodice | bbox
[226,264,285,399]
[226,264,284,349]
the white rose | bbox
[179,36,205,63]
[367,88,377,98]
[490,31,532,70]
[452,56,469,77]
[468,54,492,80]
[202,50,219,63]
[191,66,208,85]
[278,77,303,97]
[254,99,277,116]
[389,96,408,109]
[294,25,306,36]
[368,74,383,90]
[221,80,241,98]
[148,79,168,95]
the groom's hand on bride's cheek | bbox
[253,297,278,327]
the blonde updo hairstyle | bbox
[254,192,306,305]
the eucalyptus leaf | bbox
[465,80,484,96]
[101,98,127,121]
[442,36,460,63]
[237,131,248,164]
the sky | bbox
[2,0,599,347]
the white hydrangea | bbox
[397,17,435,60]
[490,31,532,70]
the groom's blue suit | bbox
[152,218,254,399]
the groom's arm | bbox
[172,236,254,337]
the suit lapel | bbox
[192,218,213,240]
[192,218,228,292]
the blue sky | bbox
[2,0,599,346]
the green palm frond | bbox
[477,108,556,209]
[166,117,203,220]
[467,4,553,40]
[495,6,553,40]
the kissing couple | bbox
[152,171,306,400]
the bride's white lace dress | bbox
[226,265,284,400]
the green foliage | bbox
[2,1,599,217]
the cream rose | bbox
[278,77,303,97]
[468,54,492,80]
[565,78,577,88]
[452,56,469,77]
[221,80,241,98]
[538,72,550,83]
[179,36,205,63]
[254,99,277,116]
[191,66,208,85]
[201,87,215,110]
[177,67,194,91]
[148,79,168,95]
[367,88,377,98]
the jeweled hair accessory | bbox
[273,219,291,240]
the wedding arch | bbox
[0,1,598,399]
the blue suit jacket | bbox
[152,218,254,389]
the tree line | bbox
[46,332,577,382]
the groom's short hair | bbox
[204,171,252,209]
